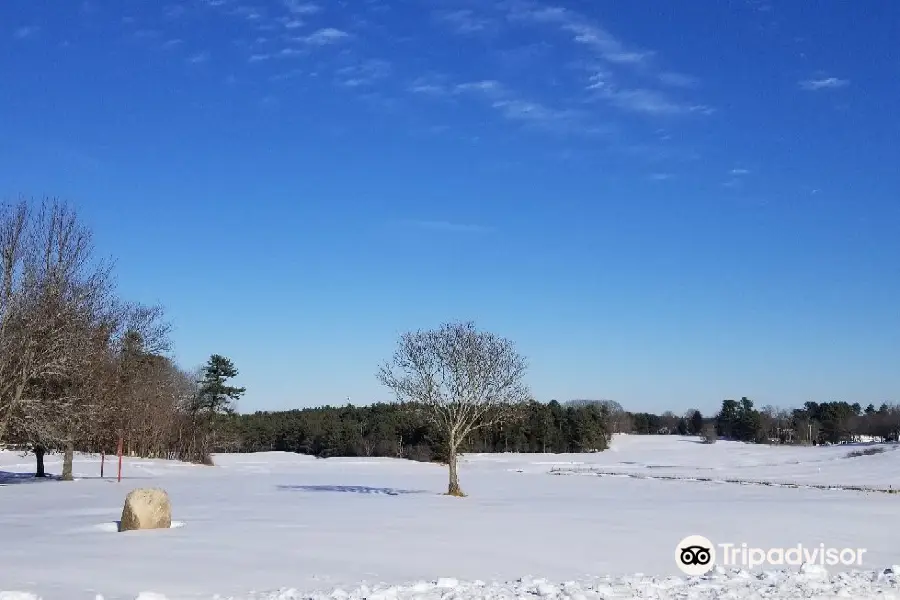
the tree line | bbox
[713,397,900,445]
[0,198,243,477]
[225,399,611,462]
[224,395,900,466]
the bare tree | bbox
[377,321,530,496]
[2,199,116,477]
[0,200,32,443]
[659,411,679,434]
[598,400,632,434]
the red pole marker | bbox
[117,436,124,483]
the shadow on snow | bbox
[0,471,60,486]
[0,471,155,485]
[276,484,427,496]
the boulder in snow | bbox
[119,488,172,532]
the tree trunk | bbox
[446,441,464,497]
[34,446,46,478]
[62,440,74,481]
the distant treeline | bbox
[219,397,900,462]
[221,400,611,462]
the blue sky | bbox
[2,1,898,415]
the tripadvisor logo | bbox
[675,535,868,575]
[676,535,716,576]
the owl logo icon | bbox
[675,535,716,575]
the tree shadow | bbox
[0,471,60,486]
[78,476,155,480]
[276,484,426,496]
[0,471,156,485]
[677,439,708,444]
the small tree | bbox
[378,321,530,497]
[195,354,244,415]
[702,423,717,444]
[689,409,703,435]
[180,354,245,464]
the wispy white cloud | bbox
[164,5,187,19]
[435,9,493,34]
[503,3,708,119]
[509,5,652,66]
[230,5,265,22]
[747,0,774,13]
[279,17,306,29]
[161,38,184,50]
[650,173,672,180]
[449,78,601,136]
[284,1,320,15]
[408,77,449,96]
[658,72,697,88]
[336,59,391,87]
[730,168,750,175]
[799,76,849,91]
[301,28,350,45]
[587,73,705,116]
[188,51,210,64]
[13,26,39,40]
[270,68,304,82]
[454,79,505,97]
[277,47,305,58]
[490,99,584,132]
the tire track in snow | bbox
[548,467,900,495]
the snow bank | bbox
[7,567,900,599]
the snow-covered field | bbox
[2,435,899,599]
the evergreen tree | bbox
[195,354,246,415]
[690,410,703,435]
[716,399,740,438]
[736,397,762,442]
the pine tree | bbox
[195,354,245,415]
[180,354,246,464]
[690,410,703,435]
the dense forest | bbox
[216,396,900,463]
[224,400,612,462]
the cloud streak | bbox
[188,51,210,64]
[302,28,350,45]
[336,59,391,87]
[587,72,710,116]
[501,2,709,119]
[509,5,652,66]
[799,76,849,91]
[435,9,493,34]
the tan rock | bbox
[119,488,172,532]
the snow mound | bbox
[41,568,896,600]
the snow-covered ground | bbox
[1,435,899,599]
